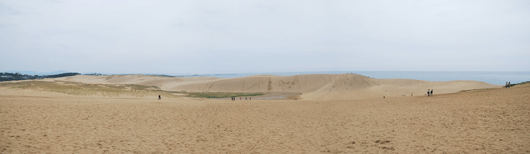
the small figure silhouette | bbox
[158,95,161,100]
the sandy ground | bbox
[50,74,500,100]
[1,82,529,153]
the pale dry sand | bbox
[52,74,499,100]
[1,78,529,153]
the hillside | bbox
[48,74,500,100]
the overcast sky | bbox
[1,0,529,74]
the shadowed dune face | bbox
[51,74,500,100]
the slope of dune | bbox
[1,81,528,153]
[166,73,499,100]
[47,74,500,100]
[171,74,340,93]
[303,79,499,100]
[48,75,223,90]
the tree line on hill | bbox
[1,71,238,82]
[0,72,80,81]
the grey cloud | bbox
[0,0,529,74]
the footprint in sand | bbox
[375,140,390,144]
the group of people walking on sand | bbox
[158,95,253,101]
[506,82,511,88]
[427,89,433,96]
[231,96,251,101]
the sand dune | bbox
[47,75,223,90]
[50,74,500,100]
[1,80,528,153]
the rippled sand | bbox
[1,84,529,153]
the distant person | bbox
[245,97,248,100]
[431,89,433,96]
[249,98,251,100]
[508,82,511,88]
[506,82,508,88]
[158,95,161,100]
[240,97,241,100]
[427,89,430,96]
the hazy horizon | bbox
[3,70,530,76]
[1,0,529,74]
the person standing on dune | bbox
[158,95,161,100]
[427,89,430,96]
[431,89,433,96]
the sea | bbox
[175,71,530,85]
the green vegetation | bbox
[0,81,177,98]
[169,91,264,98]
[513,81,530,86]
[0,72,80,81]
[458,88,492,93]
[459,81,530,93]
